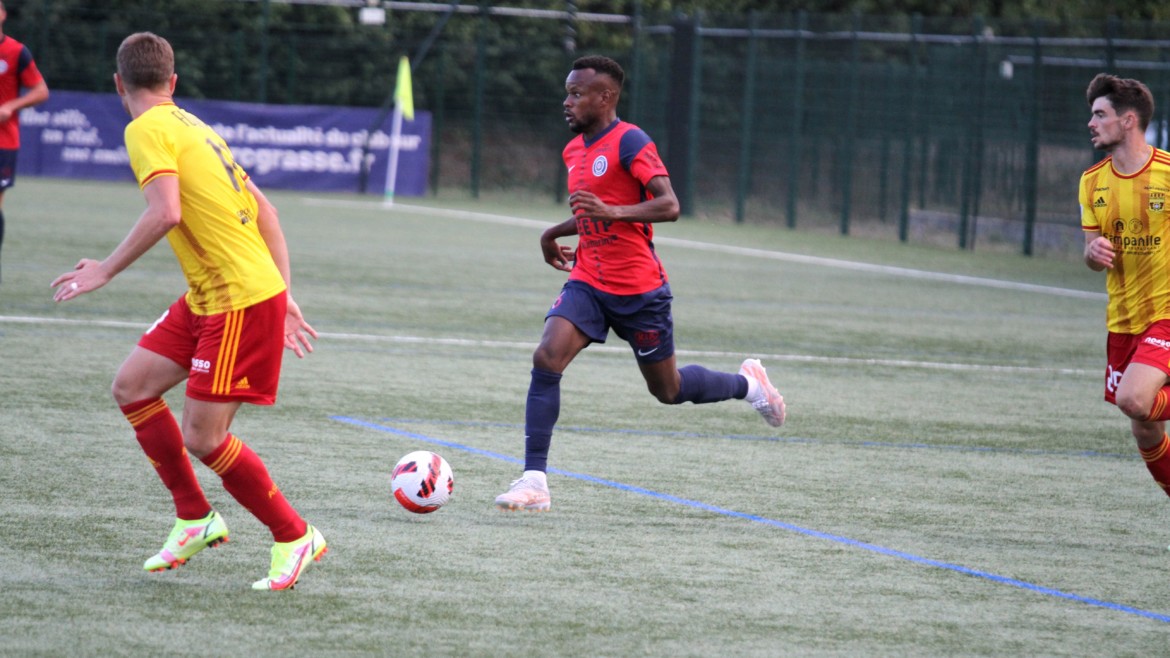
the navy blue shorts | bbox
[0,149,17,190]
[546,280,675,364]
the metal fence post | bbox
[259,0,270,104]
[629,0,644,124]
[839,11,862,236]
[898,14,921,243]
[666,13,699,216]
[734,11,759,224]
[685,12,703,217]
[786,11,807,230]
[1022,19,1043,256]
[959,17,987,250]
[431,51,447,196]
[471,0,489,199]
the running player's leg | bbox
[115,300,215,522]
[616,284,748,406]
[184,293,325,588]
[115,300,223,571]
[114,345,212,520]
[497,283,599,512]
[622,285,783,425]
[1113,327,1170,497]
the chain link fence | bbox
[12,1,1169,256]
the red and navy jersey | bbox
[563,119,671,295]
[0,35,42,148]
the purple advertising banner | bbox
[18,90,430,196]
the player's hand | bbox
[1086,236,1115,270]
[284,296,318,358]
[50,259,111,302]
[541,236,574,272]
[569,190,611,220]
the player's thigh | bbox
[112,346,189,404]
[533,315,591,372]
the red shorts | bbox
[1105,319,1170,405]
[138,291,287,405]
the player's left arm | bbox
[0,51,49,123]
[568,175,679,224]
[51,175,180,301]
[0,79,48,123]
[249,179,318,358]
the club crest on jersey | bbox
[592,156,608,177]
[1151,193,1165,212]
[0,62,8,75]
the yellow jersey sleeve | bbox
[124,103,286,315]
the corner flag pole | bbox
[383,56,414,207]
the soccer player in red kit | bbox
[1082,73,1170,509]
[0,0,49,282]
[495,55,786,512]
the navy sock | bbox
[672,365,748,404]
[523,367,562,472]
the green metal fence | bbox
[12,1,1170,256]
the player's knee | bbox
[110,375,140,407]
[1116,392,1151,421]
[532,345,567,373]
[647,381,679,405]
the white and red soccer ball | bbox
[391,450,454,514]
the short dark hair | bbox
[572,55,625,88]
[117,32,175,92]
[1087,73,1154,131]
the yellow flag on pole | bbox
[394,56,414,120]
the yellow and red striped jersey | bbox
[124,102,285,315]
[1081,147,1170,334]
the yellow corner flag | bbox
[394,56,414,120]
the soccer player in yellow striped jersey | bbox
[51,32,325,590]
[1082,72,1170,505]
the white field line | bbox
[2,315,1094,376]
[303,198,1107,301]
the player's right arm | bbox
[540,218,578,272]
[1084,229,1114,271]
[51,176,180,301]
[248,178,317,358]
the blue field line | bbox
[369,417,1136,460]
[333,414,1170,624]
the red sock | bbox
[120,398,211,520]
[200,434,306,542]
[1145,389,1170,422]
[1140,434,1170,498]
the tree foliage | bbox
[8,0,1170,110]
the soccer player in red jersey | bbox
[1081,73,1170,505]
[0,1,48,282]
[495,56,786,512]
[51,33,325,590]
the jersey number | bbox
[205,139,242,192]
